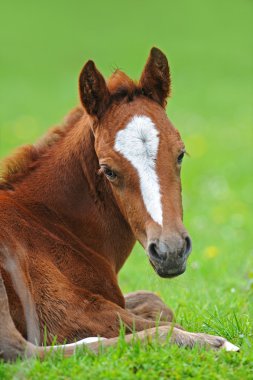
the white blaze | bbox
[114,115,163,226]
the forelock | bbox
[107,70,142,102]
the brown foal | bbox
[0,48,239,360]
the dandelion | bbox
[204,246,219,259]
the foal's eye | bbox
[177,152,185,165]
[100,165,117,181]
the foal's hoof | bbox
[195,333,240,352]
[222,340,240,352]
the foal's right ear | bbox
[79,61,110,119]
[139,47,171,108]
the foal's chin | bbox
[149,259,186,279]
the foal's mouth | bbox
[149,258,186,279]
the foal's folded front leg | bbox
[87,325,240,354]
[0,274,35,361]
[0,275,239,362]
[124,290,174,322]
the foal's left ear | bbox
[79,60,110,118]
[139,47,171,108]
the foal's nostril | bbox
[148,243,161,261]
[184,236,192,256]
[149,237,191,262]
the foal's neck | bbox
[16,113,135,272]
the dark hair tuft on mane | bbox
[107,70,142,103]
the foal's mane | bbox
[0,70,139,189]
[0,107,84,189]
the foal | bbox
[0,48,238,360]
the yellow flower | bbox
[204,246,219,259]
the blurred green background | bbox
[0,0,252,358]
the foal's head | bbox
[79,48,192,278]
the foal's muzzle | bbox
[148,236,192,278]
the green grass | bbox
[0,0,252,378]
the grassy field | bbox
[0,0,252,378]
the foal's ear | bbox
[139,47,171,108]
[79,60,110,118]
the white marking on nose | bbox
[114,115,163,226]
